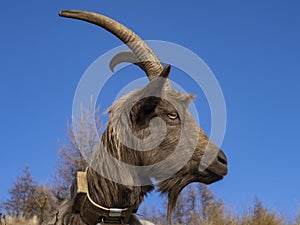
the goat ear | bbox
[131,96,159,125]
[131,65,171,125]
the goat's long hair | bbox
[56,9,227,225]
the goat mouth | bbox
[198,169,224,184]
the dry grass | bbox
[5,216,38,225]
[141,184,298,225]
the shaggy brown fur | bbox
[57,10,228,225]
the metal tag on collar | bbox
[109,208,123,217]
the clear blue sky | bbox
[1,0,300,220]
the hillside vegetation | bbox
[1,173,299,225]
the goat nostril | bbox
[217,151,228,165]
[218,156,227,165]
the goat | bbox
[56,10,228,225]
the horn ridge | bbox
[59,10,164,80]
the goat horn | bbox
[59,10,164,80]
[109,50,146,73]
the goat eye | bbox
[167,112,178,120]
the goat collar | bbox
[71,167,134,225]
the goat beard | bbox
[158,173,196,223]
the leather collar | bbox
[70,168,133,225]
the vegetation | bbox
[141,184,296,225]
[0,166,57,225]
[53,106,101,202]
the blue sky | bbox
[1,0,300,220]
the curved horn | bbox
[59,10,163,80]
[109,50,145,73]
